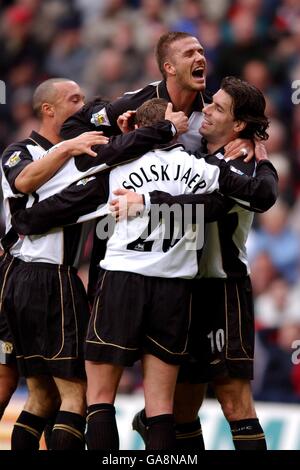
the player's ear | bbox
[41,102,55,118]
[164,61,176,76]
[233,120,246,133]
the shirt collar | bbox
[201,138,225,156]
[29,130,54,151]
[156,80,211,115]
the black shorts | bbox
[178,277,254,383]
[0,253,19,365]
[2,259,90,379]
[85,270,192,367]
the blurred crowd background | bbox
[0,0,300,403]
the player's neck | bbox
[207,139,228,154]
[38,123,63,145]
[207,132,237,155]
[207,142,221,154]
[166,82,197,115]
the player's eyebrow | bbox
[213,98,225,111]
[69,93,83,100]
[183,46,204,56]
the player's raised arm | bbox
[13,132,108,194]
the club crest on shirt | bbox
[133,243,145,252]
[5,151,21,168]
[0,340,13,354]
[76,176,96,186]
[91,108,111,127]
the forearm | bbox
[148,190,229,223]
[11,175,108,235]
[14,141,73,194]
[218,160,278,212]
[206,156,278,212]
[89,121,175,168]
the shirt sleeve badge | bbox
[5,151,21,167]
[91,108,111,127]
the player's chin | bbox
[192,81,206,92]
[199,126,209,138]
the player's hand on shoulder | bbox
[110,188,144,221]
[165,102,188,135]
[64,131,109,157]
[224,138,254,162]
[254,141,269,162]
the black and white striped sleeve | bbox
[11,173,109,235]
[203,156,278,212]
[1,143,33,193]
[217,159,278,212]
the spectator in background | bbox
[250,251,279,297]
[131,49,161,90]
[196,20,221,93]
[171,0,203,37]
[242,60,293,122]
[45,12,88,86]
[263,119,295,207]
[82,0,134,51]
[273,0,300,34]
[0,4,44,81]
[84,46,132,100]
[255,276,294,328]
[254,321,300,403]
[133,0,169,53]
[248,199,300,284]
[215,7,270,81]
[291,100,300,191]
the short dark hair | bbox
[221,76,269,140]
[33,78,71,118]
[155,32,193,79]
[135,98,168,127]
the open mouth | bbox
[192,67,204,79]
[201,117,212,128]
